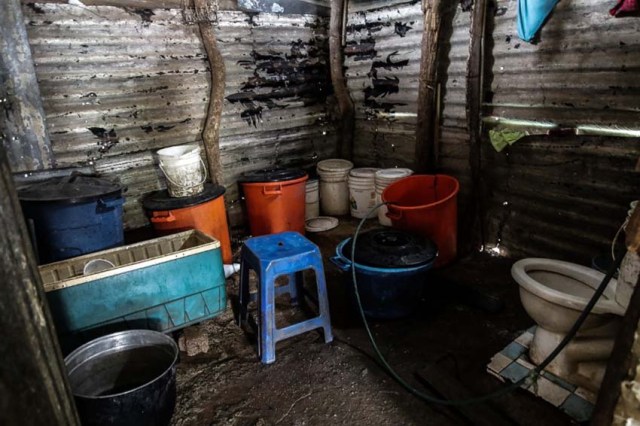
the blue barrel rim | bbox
[334,238,436,274]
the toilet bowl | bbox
[511,258,630,392]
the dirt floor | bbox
[171,219,575,426]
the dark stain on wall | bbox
[88,127,119,154]
[226,28,331,127]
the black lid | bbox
[239,168,307,183]
[18,173,123,204]
[143,183,226,211]
[341,228,437,268]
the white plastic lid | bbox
[349,167,379,178]
[375,168,413,180]
[317,159,354,172]
[305,216,339,233]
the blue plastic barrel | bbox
[19,173,124,264]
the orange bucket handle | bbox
[262,184,282,196]
[150,212,176,223]
[386,208,402,221]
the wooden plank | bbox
[414,0,443,173]
[329,0,354,160]
[0,149,79,423]
[21,0,238,10]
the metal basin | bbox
[65,330,178,426]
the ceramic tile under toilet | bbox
[487,326,595,423]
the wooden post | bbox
[0,0,54,171]
[0,146,79,425]
[414,0,443,173]
[329,0,354,161]
[465,0,488,249]
[194,0,226,186]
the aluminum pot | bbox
[64,330,179,426]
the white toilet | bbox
[511,253,639,392]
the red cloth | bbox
[610,0,640,17]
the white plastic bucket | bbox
[305,179,320,220]
[348,168,378,219]
[157,144,207,198]
[317,159,353,216]
[374,168,413,226]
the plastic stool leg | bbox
[237,257,251,326]
[287,272,301,306]
[260,269,277,364]
[312,264,333,343]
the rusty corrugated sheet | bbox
[481,0,640,262]
[344,1,423,168]
[23,4,336,229]
[486,0,640,127]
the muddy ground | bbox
[171,220,573,425]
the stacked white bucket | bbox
[317,159,353,216]
[305,179,320,220]
[375,168,413,226]
[348,168,379,219]
[157,144,207,197]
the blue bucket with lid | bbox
[331,229,437,319]
[19,173,125,264]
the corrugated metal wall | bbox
[481,0,640,262]
[344,0,423,168]
[23,4,336,230]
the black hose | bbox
[350,202,623,406]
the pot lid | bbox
[239,168,307,183]
[316,159,353,172]
[349,167,379,178]
[143,183,225,211]
[305,216,339,233]
[341,228,437,268]
[18,173,123,204]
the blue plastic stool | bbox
[237,231,333,364]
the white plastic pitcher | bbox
[157,144,207,198]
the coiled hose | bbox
[350,202,623,406]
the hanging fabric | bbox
[610,0,640,17]
[517,0,560,42]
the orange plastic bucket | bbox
[143,184,233,263]
[240,169,308,236]
[381,175,459,267]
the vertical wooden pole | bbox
[0,147,79,425]
[415,0,443,173]
[194,0,226,186]
[465,0,487,249]
[0,0,54,172]
[329,0,354,161]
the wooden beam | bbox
[329,0,354,161]
[0,144,79,424]
[193,0,226,187]
[414,0,443,173]
[1,0,54,172]
[21,0,238,10]
[465,0,488,249]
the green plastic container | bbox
[40,230,226,348]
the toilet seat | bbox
[512,258,625,316]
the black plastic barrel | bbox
[64,330,178,426]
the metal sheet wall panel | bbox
[487,0,640,127]
[24,4,336,229]
[345,1,423,168]
[481,0,640,262]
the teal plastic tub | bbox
[40,230,226,349]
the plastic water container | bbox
[305,179,320,220]
[19,174,124,264]
[348,168,378,219]
[382,174,459,267]
[239,168,308,236]
[157,144,206,198]
[317,159,353,216]
[374,168,413,226]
